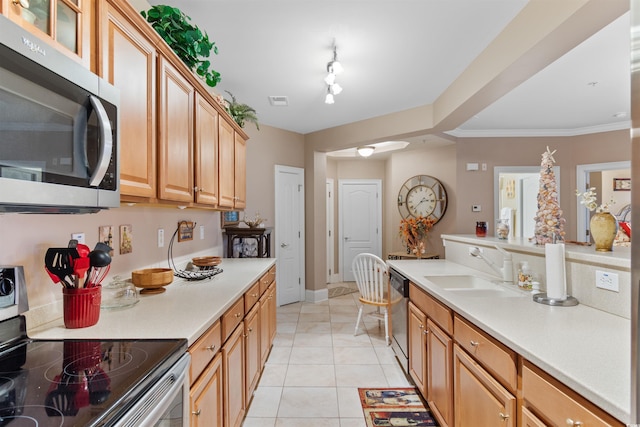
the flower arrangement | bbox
[399,216,436,257]
[575,187,614,213]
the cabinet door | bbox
[244,303,261,404]
[195,93,219,205]
[158,56,194,203]
[453,344,515,427]
[408,301,427,397]
[259,292,270,367]
[101,2,157,198]
[223,324,245,427]
[190,352,223,427]
[7,0,91,67]
[268,281,277,345]
[427,319,453,427]
[521,407,547,427]
[233,132,246,209]
[218,117,235,208]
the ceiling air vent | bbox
[268,96,288,107]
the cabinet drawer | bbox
[244,281,261,314]
[222,298,245,342]
[189,320,221,385]
[259,266,276,295]
[522,362,624,427]
[409,283,452,334]
[453,315,517,392]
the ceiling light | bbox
[324,42,343,104]
[357,146,375,158]
[325,91,335,104]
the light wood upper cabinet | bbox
[100,0,156,198]
[158,55,195,203]
[195,93,219,205]
[5,0,92,68]
[234,132,247,209]
[218,118,235,208]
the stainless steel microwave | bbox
[0,15,119,214]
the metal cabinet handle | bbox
[235,312,242,318]
[252,293,258,298]
[192,409,201,416]
[248,327,253,333]
[423,329,429,335]
[205,344,216,352]
[418,323,424,329]
[566,419,583,426]
[470,340,479,347]
[499,413,509,421]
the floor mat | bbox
[358,388,439,426]
[328,286,358,298]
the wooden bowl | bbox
[131,268,173,294]
[192,256,222,267]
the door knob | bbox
[280,243,289,248]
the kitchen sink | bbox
[424,275,525,298]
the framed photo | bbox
[222,211,240,227]
[613,177,631,191]
[178,221,195,242]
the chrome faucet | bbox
[469,246,513,283]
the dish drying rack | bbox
[168,222,223,281]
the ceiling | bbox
[148,1,630,142]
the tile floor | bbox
[242,284,413,426]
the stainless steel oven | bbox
[390,268,410,373]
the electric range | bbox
[0,266,189,426]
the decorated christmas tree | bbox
[534,146,565,244]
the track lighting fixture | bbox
[324,44,343,104]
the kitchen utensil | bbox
[131,268,173,294]
[89,250,111,268]
[73,257,90,288]
[87,265,110,288]
[94,242,113,254]
[76,243,91,258]
[45,248,78,288]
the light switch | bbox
[596,270,619,292]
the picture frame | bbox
[222,210,240,227]
[178,221,195,242]
[613,177,631,191]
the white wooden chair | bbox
[352,253,394,345]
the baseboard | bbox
[305,287,328,303]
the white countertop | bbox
[28,258,276,346]
[387,259,630,423]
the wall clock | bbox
[397,175,447,223]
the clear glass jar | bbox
[100,276,139,309]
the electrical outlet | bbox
[71,233,85,244]
[472,205,481,212]
[158,229,164,248]
[595,270,619,292]
[200,225,205,239]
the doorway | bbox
[338,180,382,282]
[275,165,305,306]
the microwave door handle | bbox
[88,95,113,187]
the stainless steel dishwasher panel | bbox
[389,268,410,373]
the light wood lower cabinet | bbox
[521,361,624,427]
[408,301,427,397]
[521,406,547,427]
[259,281,277,367]
[426,319,453,427]
[244,303,261,404]
[190,352,223,426]
[453,344,515,427]
[223,323,246,427]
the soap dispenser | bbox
[518,262,533,290]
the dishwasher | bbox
[389,267,410,373]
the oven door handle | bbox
[88,95,113,187]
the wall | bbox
[1,206,223,315]
[455,130,630,241]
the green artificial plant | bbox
[141,5,221,87]
[225,91,259,130]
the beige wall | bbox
[455,130,630,240]
[1,206,223,311]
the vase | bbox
[589,212,618,252]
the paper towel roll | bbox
[545,243,567,300]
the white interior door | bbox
[275,165,305,306]
[339,180,381,282]
[326,179,335,283]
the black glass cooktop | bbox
[0,316,186,426]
